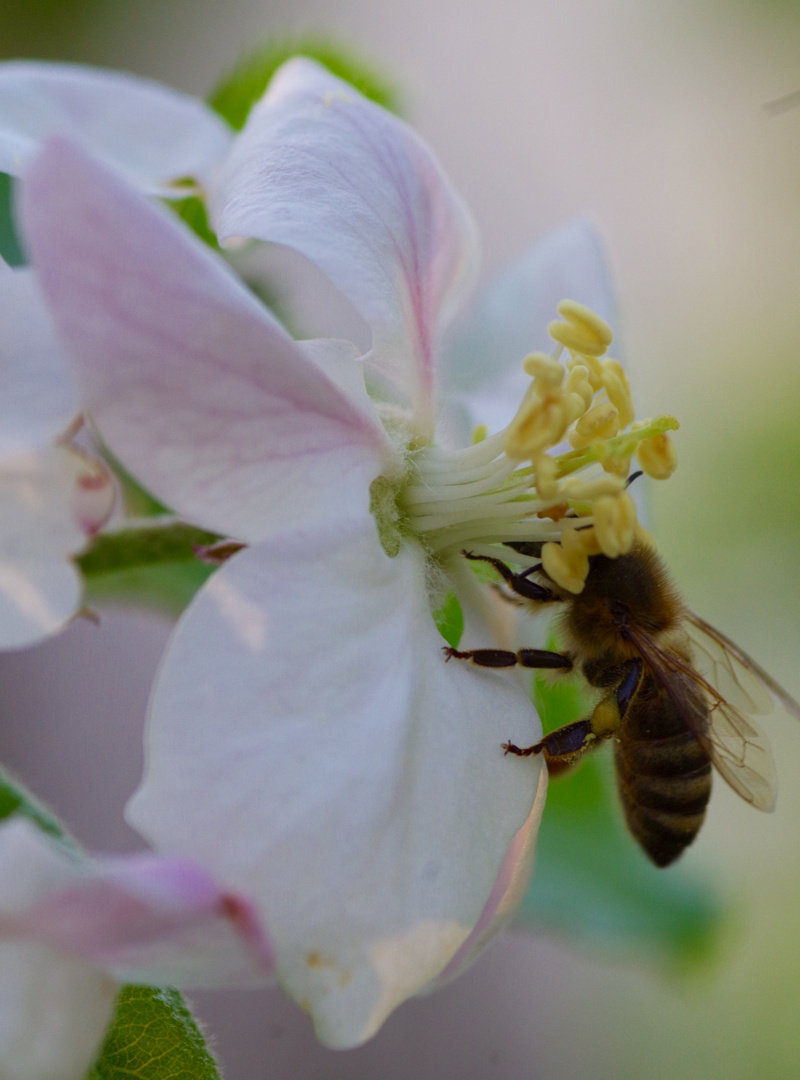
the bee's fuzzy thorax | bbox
[556,541,685,662]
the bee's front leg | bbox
[461,550,559,603]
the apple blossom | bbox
[0,257,113,649]
[0,815,273,1080]
[0,61,231,195]
[20,59,676,1046]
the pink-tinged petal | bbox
[0,819,117,1080]
[0,260,78,456]
[21,138,391,543]
[127,520,543,1047]
[0,61,231,192]
[70,446,115,537]
[210,58,479,435]
[15,854,274,989]
[440,219,616,443]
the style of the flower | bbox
[19,59,674,1045]
[0,60,231,194]
[0,257,114,649]
[0,816,273,1080]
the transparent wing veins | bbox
[623,623,777,812]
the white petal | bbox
[0,61,231,192]
[21,138,391,542]
[0,260,78,456]
[439,219,616,442]
[127,520,542,1046]
[210,58,479,432]
[0,941,116,1080]
[431,775,546,986]
[0,558,81,650]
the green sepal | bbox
[0,172,24,266]
[514,667,724,969]
[433,591,464,648]
[169,193,221,251]
[209,37,400,131]
[77,522,222,617]
[86,987,220,1080]
[0,762,75,850]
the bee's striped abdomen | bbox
[614,675,713,867]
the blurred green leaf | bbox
[209,37,400,131]
[87,987,220,1080]
[514,669,723,968]
[78,523,221,617]
[0,173,24,266]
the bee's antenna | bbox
[625,470,644,489]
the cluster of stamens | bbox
[396,299,678,594]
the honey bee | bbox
[445,541,800,867]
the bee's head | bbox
[559,542,683,658]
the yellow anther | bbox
[564,363,594,412]
[504,396,569,461]
[636,431,677,479]
[541,529,591,594]
[601,359,634,429]
[601,453,632,478]
[592,491,638,558]
[568,351,604,390]
[562,392,587,427]
[569,402,620,449]
[522,352,565,389]
[534,453,559,500]
[560,474,626,501]
[471,424,488,445]
[573,526,602,556]
[548,300,614,359]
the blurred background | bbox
[2,0,800,1076]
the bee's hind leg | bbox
[505,658,642,770]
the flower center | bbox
[373,300,679,594]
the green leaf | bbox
[209,37,400,131]
[514,670,724,969]
[0,172,24,266]
[87,987,220,1080]
[77,522,221,616]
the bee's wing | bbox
[699,697,777,812]
[624,625,778,813]
[686,611,800,720]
